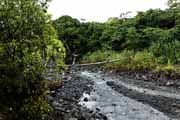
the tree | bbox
[52,16,81,54]
[85,22,105,51]
[124,27,144,50]
[111,27,127,51]
[100,18,120,49]
[0,0,65,119]
[135,9,176,29]
[52,16,84,63]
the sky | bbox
[48,0,168,22]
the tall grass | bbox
[81,50,180,74]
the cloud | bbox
[48,0,168,22]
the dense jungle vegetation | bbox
[53,0,180,73]
[0,0,65,119]
[0,0,180,119]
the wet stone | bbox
[83,97,88,102]
[48,73,107,120]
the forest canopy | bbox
[52,1,180,66]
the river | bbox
[78,71,179,120]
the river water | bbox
[79,71,177,120]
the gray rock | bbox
[52,101,61,107]
[84,97,88,102]
[69,118,78,120]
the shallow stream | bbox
[78,71,177,120]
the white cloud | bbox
[48,0,168,22]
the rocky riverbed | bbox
[47,74,107,120]
[109,70,180,89]
[47,70,180,120]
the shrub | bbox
[104,50,135,70]
[81,49,179,75]
[149,40,180,64]
[81,50,109,63]
[0,0,65,119]
[81,50,135,71]
[154,64,176,74]
[132,51,156,70]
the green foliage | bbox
[52,16,106,62]
[81,49,180,75]
[51,0,180,75]
[52,16,81,55]
[0,0,65,119]
[136,9,176,29]
[154,64,178,75]
[52,2,180,67]
[105,50,155,71]
[84,22,105,51]
[132,51,156,70]
[149,32,180,64]
[81,50,135,70]
[81,50,108,63]
[124,27,144,50]
[104,50,135,70]
[81,50,178,73]
[43,24,66,70]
